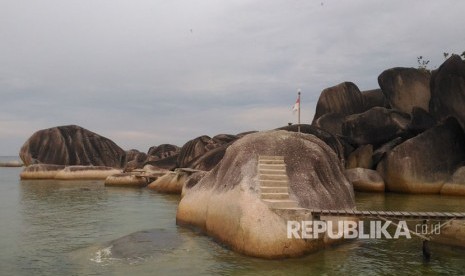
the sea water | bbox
[1,157,465,275]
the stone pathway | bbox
[258,155,300,210]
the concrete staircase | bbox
[258,156,300,210]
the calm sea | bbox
[1,156,464,275]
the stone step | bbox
[259,156,284,160]
[259,180,288,187]
[261,193,289,200]
[259,159,285,165]
[260,174,288,181]
[263,199,300,209]
[260,187,289,193]
[258,169,286,175]
[259,164,286,170]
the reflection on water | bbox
[1,167,464,275]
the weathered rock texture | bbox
[377,118,465,193]
[342,107,410,146]
[20,164,66,179]
[54,166,120,180]
[19,125,126,168]
[313,82,365,122]
[429,55,465,129]
[176,130,354,258]
[440,166,465,196]
[378,67,431,114]
[346,144,373,169]
[177,134,238,170]
[345,168,385,193]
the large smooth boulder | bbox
[429,55,465,129]
[177,135,236,169]
[176,130,355,258]
[440,166,465,196]
[278,124,345,164]
[147,169,200,194]
[147,144,180,160]
[124,150,148,171]
[407,107,436,135]
[377,118,465,193]
[362,89,390,110]
[19,125,126,168]
[378,67,431,114]
[312,113,345,136]
[312,82,365,122]
[342,107,410,146]
[345,168,385,192]
[346,145,373,169]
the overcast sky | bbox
[1,0,464,155]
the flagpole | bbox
[298,90,301,133]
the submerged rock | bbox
[19,125,125,168]
[93,229,183,263]
[54,166,121,180]
[20,164,66,179]
[104,173,149,187]
[177,130,354,258]
[377,118,465,193]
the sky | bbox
[1,0,464,155]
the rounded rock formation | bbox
[440,166,465,196]
[312,82,365,122]
[345,168,385,192]
[176,130,355,258]
[342,107,410,146]
[378,67,431,114]
[19,125,126,168]
[377,118,465,193]
[429,55,465,129]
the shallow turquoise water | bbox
[1,159,465,275]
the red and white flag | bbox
[292,95,300,113]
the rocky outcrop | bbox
[177,135,237,169]
[0,160,23,167]
[20,164,66,179]
[104,173,150,187]
[440,166,465,196]
[371,137,404,166]
[345,168,385,192]
[362,89,390,110]
[377,118,465,193]
[278,124,345,164]
[312,82,365,122]
[346,145,373,169]
[147,144,180,160]
[177,130,354,258]
[312,113,345,136]
[342,107,410,146]
[407,107,436,135]
[147,169,201,194]
[429,55,465,129]
[378,67,431,114]
[124,150,148,171]
[19,125,126,168]
[54,166,121,180]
